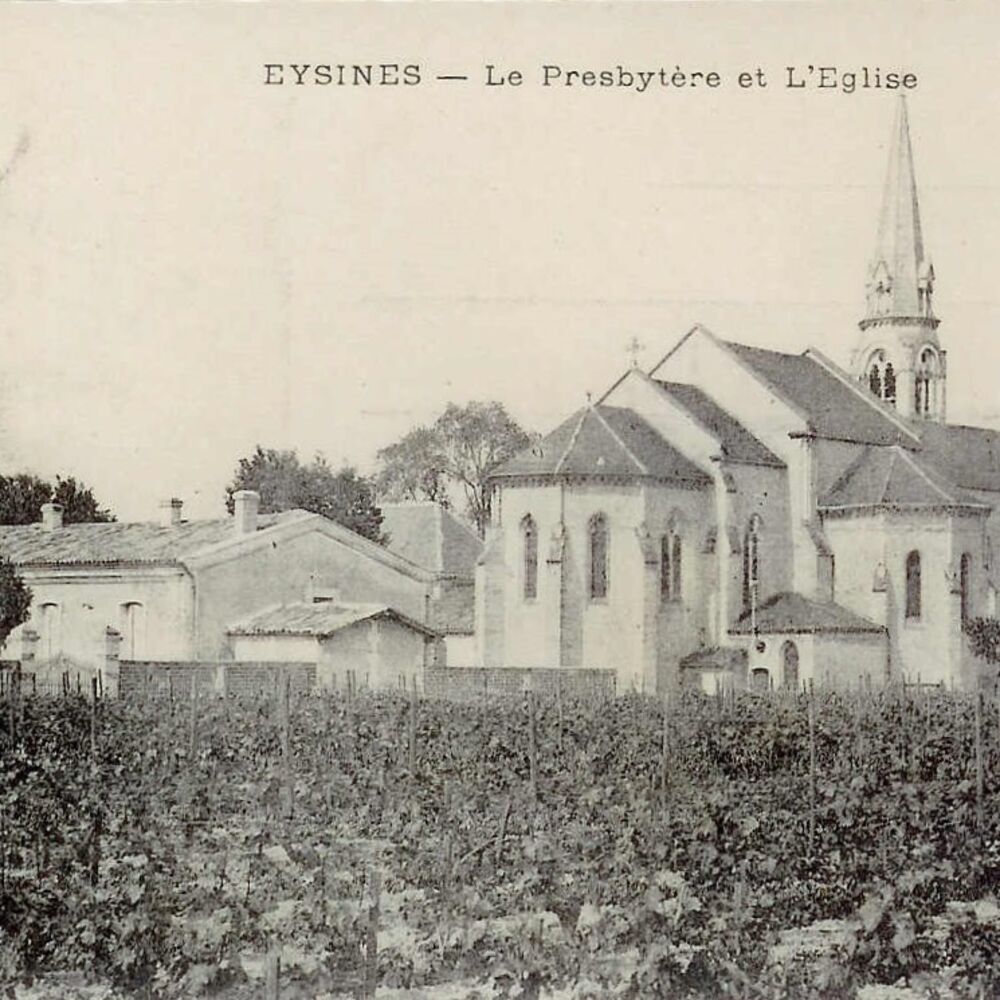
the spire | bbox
[864,96,935,323]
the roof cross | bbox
[626,335,645,369]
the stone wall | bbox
[119,660,315,699]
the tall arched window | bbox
[521,516,538,600]
[914,347,938,418]
[905,551,922,620]
[960,552,972,625]
[589,514,609,600]
[742,516,761,612]
[864,350,897,408]
[660,530,683,601]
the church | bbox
[474,98,1000,693]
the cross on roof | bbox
[626,336,645,368]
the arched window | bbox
[742,516,761,612]
[660,529,683,601]
[960,552,972,625]
[521,516,538,600]
[883,364,896,404]
[914,348,938,418]
[905,551,922,620]
[868,365,882,397]
[121,601,146,659]
[589,514,609,600]
[781,640,799,691]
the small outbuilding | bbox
[227,600,439,691]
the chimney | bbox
[232,489,260,535]
[159,497,183,527]
[40,502,64,532]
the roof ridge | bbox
[590,406,649,475]
[894,447,961,504]
[647,323,718,377]
[805,348,921,445]
[554,408,590,476]
[881,447,900,504]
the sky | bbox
[1,3,1000,520]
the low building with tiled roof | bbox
[227,600,438,690]
[474,98,998,693]
[3,491,435,689]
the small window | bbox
[589,514,609,600]
[671,534,682,600]
[960,552,972,625]
[742,516,761,612]
[905,551,922,620]
[522,516,538,600]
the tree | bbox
[375,427,450,506]
[376,401,533,537]
[0,556,32,651]
[225,446,384,543]
[0,473,113,525]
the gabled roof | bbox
[729,592,885,635]
[0,511,307,567]
[917,422,1000,494]
[492,405,711,487]
[818,445,988,512]
[380,502,483,580]
[227,601,438,639]
[721,341,918,447]
[654,380,784,467]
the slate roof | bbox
[228,601,438,639]
[679,647,748,671]
[729,592,886,635]
[654,381,784,467]
[818,445,988,512]
[380,503,483,580]
[0,511,306,566]
[722,341,917,447]
[493,405,711,487]
[917,422,1000,493]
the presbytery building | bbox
[475,98,1000,693]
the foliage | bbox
[0,473,113,525]
[225,446,383,543]
[376,402,533,537]
[964,616,1000,666]
[0,555,31,649]
[3,686,1000,997]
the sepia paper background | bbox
[0,2,998,520]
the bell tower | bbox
[851,97,945,421]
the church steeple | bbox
[852,97,945,422]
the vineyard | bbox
[2,678,1000,999]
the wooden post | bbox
[363,867,381,998]
[280,670,293,819]
[807,684,816,859]
[527,687,538,803]
[408,677,418,776]
[265,949,281,1000]
[974,690,985,833]
[189,673,197,758]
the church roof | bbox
[492,405,711,487]
[818,444,987,512]
[722,341,918,447]
[729,592,885,635]
[917,422,1000,494]
[380,502,483,579]
[0,510,308,566]
[654,380,784,467]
